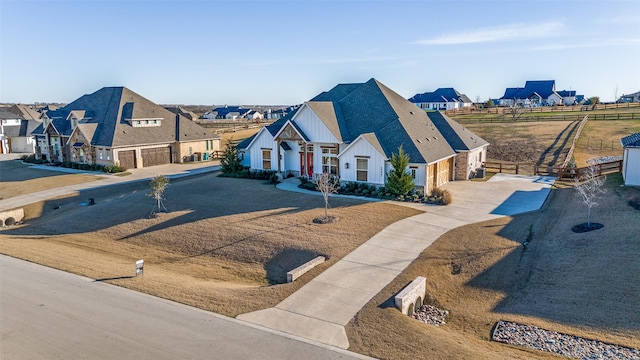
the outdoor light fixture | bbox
[345,163,349,169]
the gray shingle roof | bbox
[282,78,486,164]
[44,87,218,147]
[427,111,489,151]
[621,133,640,147]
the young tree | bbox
[220,140,243,174]
[574,164,606,227]
[506,99,525,121]
[386,146,414,196]
[149,175,170,214]
[314,172,340,220]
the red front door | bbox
[300,153,313,176]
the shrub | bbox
[427,187,452,205]
[104,164,126,173]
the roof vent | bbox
[425,138,430,141]
[417,139,422,143]
[433,136,438,140]
[410,111,414,115]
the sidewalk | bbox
[238,174,556,349]
[0,161,221,212]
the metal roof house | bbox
[31,87,220,169]
[408,88,473,111]
[239,79,488,193]
[621,133,640,186]
[499,80,579,107]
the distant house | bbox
[202,105,251,120]
[621,133,640,186]
[409,88,473,111]
[264,106,299,120]
[0,108,41,153]
[30,87,220,169]
[238,79,489,193]
[618,91,640,103]
[9,104,42,121]
[244,110,264,121]
[499,80,577,107]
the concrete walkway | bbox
[238,173,556,349]
[0,160,221,212]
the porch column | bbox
[277,139,281,173]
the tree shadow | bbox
[264,248,324,285]
[536,120,579,169]
[466,187,640,332]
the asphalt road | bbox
[0,255,371,360]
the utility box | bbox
[476,167,486,178]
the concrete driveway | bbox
[238,174,556,349]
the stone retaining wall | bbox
[287,256,325,283]
[395,276,426,315]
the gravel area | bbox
[492,321,640,359]
[587,156,623,165]
[412,305,449,326]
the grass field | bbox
[0,161,99,200]
[346,175,640,359]
[0,173,421,317]
[574,119,640,166]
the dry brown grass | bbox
[0,173,421,317]
[573,119,640,166]
[218,127,261,145]
[346,175,640,359]
[0,160,99,200]
[464,121,578,171]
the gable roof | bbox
[43,87,218,147]
[621,133,640,147]
[289,78,485,163]
[9,104,42,121]
[501,80,559,100]
[211,105,250,118]
[427,111,489,151]
[236,108,301,149]
[409,88,472,104]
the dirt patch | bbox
[0,173,421,317]
[346,175,640,359]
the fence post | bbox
[516,164,519,174]
[499,163,503,173]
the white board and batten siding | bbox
[464,145,488,178]
[623,147,640,186]
[338,137,387,185]
[292,106,340,144]
[282,141,301,173]
[248,128,278,170]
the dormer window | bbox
[127,118,163,127]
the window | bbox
[98,148,104,160]
[356,158,368,182]
[106,149,111,160]
[321,146,339,175]
[262,149,271,169]
[410,166,417,179]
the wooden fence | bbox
[557,160,623,181]
[454,112,638,124]
[560,115,588,169]
[445,102,640,116]
[484,161,528,175]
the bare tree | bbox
[314,173,340,220]
[149,175,170,215]
[506,99,526,121]
[573,164,606,227]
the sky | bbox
[1,0,639,106]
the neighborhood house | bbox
[499,80,581,107]
[238,79,489,193]
[31,87,220,169]
[408,88,473,111]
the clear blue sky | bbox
[1,0,639,105]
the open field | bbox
[573,119,640,166]
[0,173,421,317]
[463,121,578,173]
[346,175,640,359]
[218,127,261,145]
[0,161,99,200]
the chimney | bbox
[175,113,180,142]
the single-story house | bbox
[499,80,578,107]
[408,88,473,111]
[621,133,640,186]
[31,87,220,169]
[264,106,299,120]
[0,109,41,154]
[238,78,489,193]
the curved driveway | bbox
[239,174,556,349]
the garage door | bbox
[141,147,171,167]
[118,150,136,169]
[437,158,451,186]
